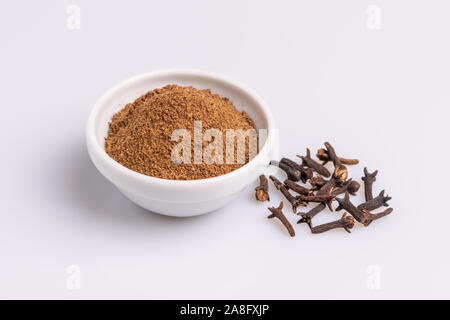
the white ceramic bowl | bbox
[86,69,275,217]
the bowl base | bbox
[118,187,242,217]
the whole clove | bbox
[284,179,313,196]
[335,192,371,226]
[269,175,306,213]
[309,213,355,234]
[270,160,302,182]
[297,203,326,225]
[357,190,391,211]
[297,148,331,177]
[296,194,335,211]
[280,158,314,183]
[347,180,361,195]
[255,175,270,202]
[323,142,340,166]
[362,167,378,201]
[336,192,393,226]
[315,178,336,197]
[324,142,348,185]
[280,157,302,171]
[268,202,295,237]
[316,148,359,166]
[309,175,328,190]
[331,179,361,196]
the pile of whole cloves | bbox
[255,142,393,236]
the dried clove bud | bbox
[300,167,314,183]
[336,192,371,226]
[336,192,393,226]
[270,175,306,213]
[296,194,335,211]
[280,158,314,183]
[309,213,355,234]
[324,142,348,185]
[357,190,391,211]
[315,178,336,197]
[347,180,361,195]
[316,148,359,166]
[268,202,295,237]
[333,165,348,186]
[309,175,328,190]
[323,142,340,166]
[362,167,378,201]
[255,175,270,202]
[270,160,301,182]
[284,179,313,196]
[297,148,331,177]
[297,203,326,225]
[331,179,361,196]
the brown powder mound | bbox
[104,84,256,180]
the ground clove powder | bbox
[105,85,256,180]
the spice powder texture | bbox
[105,85,256,180]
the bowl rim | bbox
[86,69,275,187]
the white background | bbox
[1,0,449,299]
